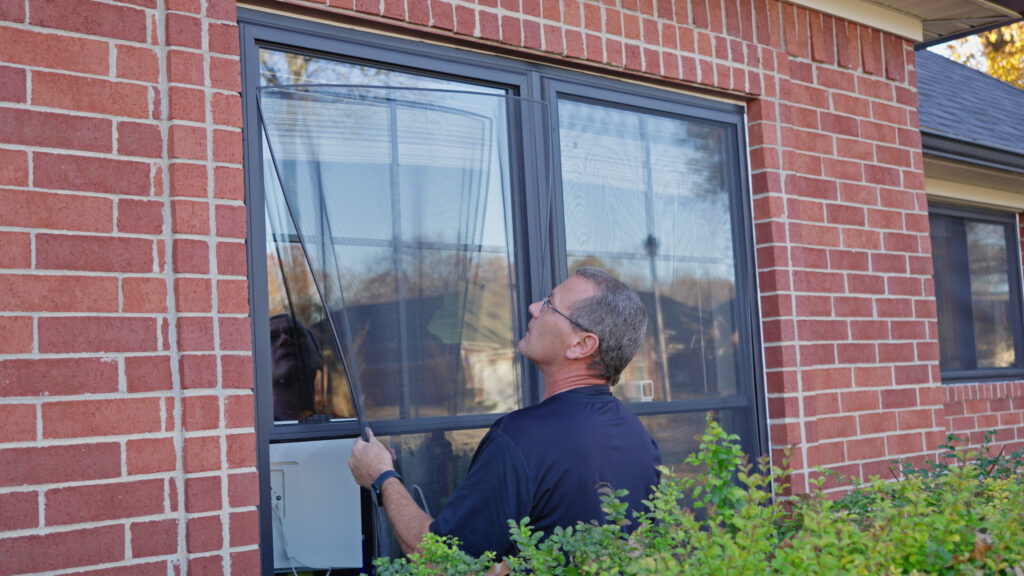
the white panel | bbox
[270,438,363,571]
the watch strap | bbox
[372,470,401,506]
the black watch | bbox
[371,470,401,506]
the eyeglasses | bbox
[541,297,594,334]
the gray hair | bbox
[569,267,647,386]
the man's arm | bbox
[378,476,433,555]
[348,428,432,555]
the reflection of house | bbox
[6,1,1024,575]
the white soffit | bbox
[787,0,924,41]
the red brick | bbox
[43,398,162,439]
[126,437,176,474]
[175,278,212,313]
[169,124,207,160]
[877,341,914,363]
[215,204,247,239]
[0,525,125,574]
[213,129,242,164]
[213,165,243,201]
[833,296,872,317]
[0,358,118,397]
[229,509,259,547]
[123,356,172,395]
[217,279,249,314]
[224,394,253,429]
[211,92,242,128]
[122,277,167,314]
[0,65,25,102]
[894,363,931,386]
[859,411,897,435]
[837,342,876,364]
[180,354,217,389]
[0,25,109,74]
[30,0,146,41]
[886,431,922,456]
[190,555,226,576]
[208,21,239,55]
[0,148,27,186]
[796,319,848,342]
[177,316,214,352]
[184,395,220,432]
[39,316,157,353]
[799,343,834,366]
[37,234,153,273]
[35,152,150,195]
[845,436,884,462]
[172,199,210,235]
[115,44,159,83]
[0,315,31,354]
[0,108,111,153]
[802,367,851,391]
[131,519,178,558]
[817,415,857,440]
[228,471,259,508]
[794,294,831,317]
[897,408,932,430]
[169,85,206,122]
[840,390,880,413]
[805,441,844,467]
[32,71,150,118]
[853,366,893,387]
[185,475,222,513]
[792,270,845,294]
[46,479,163,525]
[0,188,112,232]
[117,121,162,159]
[226,432,256,467]
[173,239,210,274]
[210,55,242,92]
[0,0,25,22]
[118,199,164,235]
[847,273,885,294]
[883,34,906,82]
[0,274,117,313]
[789,222,840,247]
[0,491,38,531]
[167,49,204,85]
[215,242,246,277]
[219,317,252,351]
[185,436,221,473]
[0,443,120,487]
[0,403,35,442]
[222,354,254,389]
[166,12,202,48]
[881,387,917,410]
[829,249,870,271]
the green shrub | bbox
[373,416,1024,576]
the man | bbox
[348,267,661,558]
[269,313,323,421]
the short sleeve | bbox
[429,428,533,558]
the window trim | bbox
[239,8,767,573]
[929,201,1024,383]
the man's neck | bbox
[541,369,607,400]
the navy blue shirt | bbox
[429,385,661,557]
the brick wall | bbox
[3,0,1024,574]
[0,0,256,574]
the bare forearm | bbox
[380,477,434,555]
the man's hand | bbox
[348,428,396,488]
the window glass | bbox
[260,49,520,423]
[967,221,1016,368]
[558,99,740,403]
[929,207,1023,378]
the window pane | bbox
[260,50,520,423]
[559,99,739,403]
[929,214,966,371]
[967,221,1016,368]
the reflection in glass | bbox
[929,214,965,371]
[375,428,488,557]
[559,99,739,404]
[967,221,1015,368]
[260,49,521,423]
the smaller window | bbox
[929,204,1024,382]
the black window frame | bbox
[928,201,1024,383]
[239,8,766,574]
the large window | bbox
[241,9,763,574]
[929,203,1024,382]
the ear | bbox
[565,332,599,360]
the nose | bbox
[528,300,542,318]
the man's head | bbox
[519,267,647,386]
[269,314,323,384]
